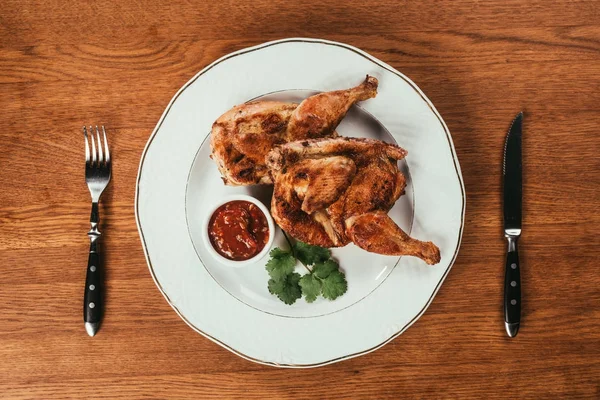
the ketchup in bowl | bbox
[207,200,270,261]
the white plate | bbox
[136,38,465,367]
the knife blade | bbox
[503,112,523,338]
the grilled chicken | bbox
[210,76,378,185]
[266,137,441,265]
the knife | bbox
[503,112,523,338]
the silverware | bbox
[503,112,523,338]
[83,126,111,337]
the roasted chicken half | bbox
[266,137,441,265]
[210,76,378,185]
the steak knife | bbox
[503,112,523,338]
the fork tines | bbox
[83,126,110,166]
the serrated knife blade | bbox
[502,112,523,338]
[504,112,522,232]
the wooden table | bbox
[1,1,599,398]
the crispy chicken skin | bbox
[210,76,378,186]
[267,137,441,265]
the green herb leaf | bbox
[265,248,296,280]
[312,259,339,279]
[321,270,348,300]
[268,273,302,305]
[293,241,330,266]
[299,274,322,303]
[265,238,348,305]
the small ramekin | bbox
[201,194,275,268]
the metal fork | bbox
[83,125,111,337]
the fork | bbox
[83,126,111,337]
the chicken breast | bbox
[267,137,441,265]
[211,101,297,185]
[210,76,378,186]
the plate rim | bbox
[135,37,466,368]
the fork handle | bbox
[84,202,102,336]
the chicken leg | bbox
[286,75,378,139]
[346,211,441,265]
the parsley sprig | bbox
[265,234,347,305]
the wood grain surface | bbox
[1,0,599,398]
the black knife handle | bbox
[84,246,102,324]
[504,236,521,337]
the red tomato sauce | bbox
[208,200,269,261]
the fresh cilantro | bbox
[293,241,330,265]
[268,272,302,305]
[312,259,339,279]
[299,274,322,303]
[265,248,296,280]
[264,236,348,305]
[321,270,348,300]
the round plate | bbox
[136,38,465,367]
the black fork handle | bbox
[84,202,102,336]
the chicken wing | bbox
[210,76,378,186]
[270,155,356,247]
